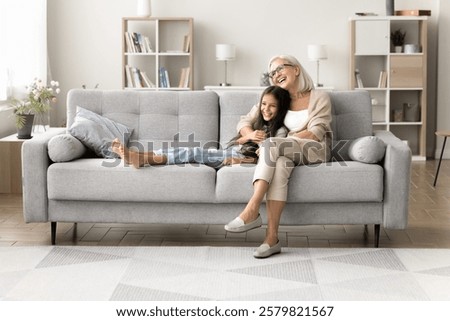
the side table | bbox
[433,130,450,187]
[0,128,65,193]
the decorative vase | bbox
[395,46,402,53]
[16,114,35,139]
[137,0,151,17]
[386,0,395,16]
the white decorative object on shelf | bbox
[136,0,151,17]
[307,44,327,87]
[216,44,236,86]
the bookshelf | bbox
[349,16,427,160]
[122,17,193,90]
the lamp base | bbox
[220,83,231,86]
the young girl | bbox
[111,85,291,168]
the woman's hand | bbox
[290,130,319,141]
[238,129,266,144]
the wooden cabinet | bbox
[122,17,194,90]
[0,134,24,194]
[350,16,427,160]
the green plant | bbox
[391,29,406,47]
[11,78,60,128]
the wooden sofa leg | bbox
[374,224,380,248]
[51,222,57,245]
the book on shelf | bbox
[140,71,155,88]
[183,34,191,53]
[132,67,143,88]
[178,67,190,88]
[378,71,387,88]
[159,67,171,88]
[124,33,134,53]
[355,69,364,88]
[125,65,134,87]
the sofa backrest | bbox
[67,89,372,154]
[219,91,261,147]
[67,89,220,150]
[328,90,372,141]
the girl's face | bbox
[260,93,278,121]
[269,58,299,91]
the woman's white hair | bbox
[268,54,315,92]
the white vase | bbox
[137,0,151,17]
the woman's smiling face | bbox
[269,58,298,91]
[260,93,278,121]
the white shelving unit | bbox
[122,17,194,90]
[349,16,427,160]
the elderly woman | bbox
[225,54,332,258]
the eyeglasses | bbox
[268,64,294,78]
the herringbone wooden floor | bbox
[1,160,449,248]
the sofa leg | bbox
[374,224,380,248]
[51,222,57,245]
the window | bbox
[0,0,47,103]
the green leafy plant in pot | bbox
[11,78,60,139]
[391,29,406,52]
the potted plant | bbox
[11,78,60,139]
[391,29,406,53]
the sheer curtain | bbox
[0,0,47,101]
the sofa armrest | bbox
[374,130,412,229]
[22,128,66,222]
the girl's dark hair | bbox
[253,85,290,137]
[227,85,291,153]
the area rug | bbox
[1,246,450,301]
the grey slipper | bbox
[224,214,262,233]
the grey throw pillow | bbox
[68,106,133,158]
[348,136,386,164]
[48,134,87,162]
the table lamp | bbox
[216,44,236,86]
[307,44,327,87]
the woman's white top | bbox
[284,109,309,132]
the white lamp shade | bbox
[307,44,327,61]
[216,44,236,61]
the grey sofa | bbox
[22,89,412,246]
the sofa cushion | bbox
[215,161,383,203]
[287,161,383,202]
[47,159,217,202]
[48,134,86,162]
[348,136,386,164]
[68,106,133,158]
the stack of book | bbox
[159,67,171,88]
[125,65,155,88]
[124,32,153,53]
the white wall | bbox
[47,0,444,157]
[436,0,450,158]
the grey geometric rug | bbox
[1,246,450,300]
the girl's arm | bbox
[236,104,266,144]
